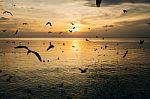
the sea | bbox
[0,38,150,99]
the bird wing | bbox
[14,46,29,50]
[8,12,13,16]
[47,46,50,51]
[14,30,18,35]
[3,11,7,14]
[32,51,42,62]
[78,68,83,71]
[96,0,102,7]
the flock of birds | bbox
[0,0,148,98]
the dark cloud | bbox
[84,0,150,7]
[0,17,9,22]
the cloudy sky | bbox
[0,0,150,38]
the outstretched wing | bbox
[96,0,102,7]
[32,51,42,62]
[14,30,18,35]
[14,46,29,50]
[8,12,13,16]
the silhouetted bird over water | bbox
[79,68,88,73]
[47,42,55,51]
[96,0,102,7]
[14,46,42,62]
[123,50,128,58]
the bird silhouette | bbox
[1,30,7,32]
[123,50,128,58]
[71,22,74,25]
[48,31,52,33]
[140,40,144,45]
[46,22,52,26]
[147,22,150,25]
[79,68,88,73]
[123,10,127,13]
[96,0,102,7]
[73,27,76,29]
[22,23,28,25]
[14,46,42,62]
[69,30,73,32]
[3,11,13,16]
[47,42,54,51]
[13,30,18,35]
[85,38,89,41]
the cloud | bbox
[84,0,150,7]
[0,17,9,22]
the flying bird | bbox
[85,38,89,41]
[46,22,52,26]
[140,40,144,45]
[69,30,73,33]
[123,50,128,58]
[73,27,76,29]
[79,68,88,73]
[3,11,13,16]
[123,10,127,13]
[47,42,55,51]
[13,30,18,35]
[1,30,7,32]
[71,22,74,25]
[96,0,102,7]
[14,46,42,62]
[22,23,28,25]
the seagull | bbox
[13,30,18,35]
[71,22,74,25]
[69,30,73,33]
[140,40,144,45]
[96,0,102,7]
[47,42,54,51]
[48,31,52,33]
[123,50,128,58]
[22,23,28,25]
[79,68,88,73]
[73,27,76,29]
[123,10,127,13]
[14,46,42,62]
[1,30,7,32]
[85,38,89,41]
[3,11,13,16]
[46,22,52,26]
[147,22,150,25]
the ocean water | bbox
[0,38,150,99]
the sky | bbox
[0,0,150,38]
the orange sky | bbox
[0,0,150,37]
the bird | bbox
[45,22,52,26]
[147,22,150,25]
[1,30,7,32]
[96,0,102,7]
[88,28,91,30]
[79,68,88,73]
[73,27,76,29]
[48,31,52,33]
[58,82,64,88]
[69,30,73,33]
[71,22,74,25]
[47,42,54,51]
[123,50,128,58]
[13,30,18,35]
[3,11,13,16]
[140,40,144,45]
[22,23,28,25]
[85,38,89,41]
[14,46,42,62]
[123,10,127,13]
